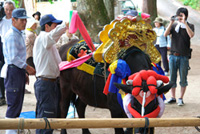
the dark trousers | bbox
[155,45,169,72]
[34,78,60,134]
[0,61,5,99]
[0,77,4,99]
[0,38,5,100]
[4,65,26,118]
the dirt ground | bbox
[1,44,200,134]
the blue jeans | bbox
[169,55,189,88]
[34,78,60,134]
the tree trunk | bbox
[142,0,157,25]
[18,0,25,8]
[103,0,115,21]
[77,0,111,43]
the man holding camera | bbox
[164,7,194,106]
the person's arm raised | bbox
[164,16,175,37]
[180,13,194,38]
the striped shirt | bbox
[3,26,27,69]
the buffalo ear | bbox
[157,82,174,95]
[113,82,133,94]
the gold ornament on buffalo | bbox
[93,17,161,64]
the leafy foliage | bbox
[48,0,62,4]
[48,0,54,4]
[179,0,200,9]
[13,0,20,8]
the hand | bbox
[179,13,186,24]
[65,22,69,28]
[26,65,36,75]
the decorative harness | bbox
[126,70,169,118]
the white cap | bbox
[26,17,38,29]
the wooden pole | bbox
[0,118,200,130]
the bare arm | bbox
[184,22,194,38]
[180,13,194,38]
[164,19,175,37]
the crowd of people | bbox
[0,1,78,133]
[0,1,195,134]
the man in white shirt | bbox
[33,14,68,134]
[0,0,15,106]
[0,1,15,43]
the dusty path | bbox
[155,44,200,134]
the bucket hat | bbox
[32,11,41,20]
[153,17,163,24]
[26,17,38,29]
[32,11,41,17]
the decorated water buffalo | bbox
[58,11,172,134]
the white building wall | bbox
[27,0,72,22]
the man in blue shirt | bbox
[2,8,35,134]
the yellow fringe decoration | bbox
[77,63,95,75]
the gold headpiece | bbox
[93,17,161,64]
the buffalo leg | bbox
[75,97,91,134]
[108,94,125,134]
[60,79,73,134]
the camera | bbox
[171,15,178,21]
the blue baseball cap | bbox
[40,14,62,26]
[125,10,138,17]
[12,8,29,19]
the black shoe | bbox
[0,98,6,106]
[165,98,176,104]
